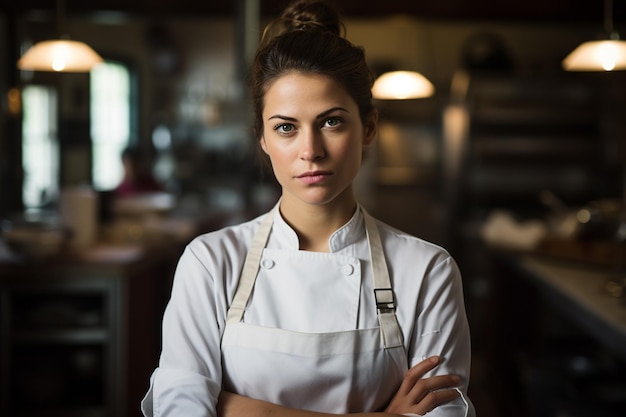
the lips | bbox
[296,170,332,185]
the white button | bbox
[261,258,275,269]
[342,264,354,276]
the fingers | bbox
[413,387,461,416]
[410,374,460,398]
[396,356,441,396]
[410,356,441,377]
[396,356,462,413]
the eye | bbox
[323,116,343,128]
[274,123,296,135]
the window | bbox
[21,85,59,209]
[90,61,133,191]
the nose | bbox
[298,130,325,161]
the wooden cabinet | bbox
[0,245,178,417]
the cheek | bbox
[335,138,362,163]
[261,142,288,174]
[271,151,291,171]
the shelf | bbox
[12,328,109,343]
[471,135,597,161]
[0,238,185,417]
[447,73,622,215]
[10,343,106,413]
[9,406,107,417]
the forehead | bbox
[263,72,356,116]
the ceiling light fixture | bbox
[17,0,103,72]
[372,70,435,100]
[562,0,626,72]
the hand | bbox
[218,357,461,417]
[384,356,460,416]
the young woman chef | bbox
[141,1,474,416]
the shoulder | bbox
[189,212,265,252]
[183,212,267,269]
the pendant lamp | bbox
[562,0,626,72]
[372,70,435,100]
[17,0,103,72]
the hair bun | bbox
[280,0,344,36]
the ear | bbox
[363,109,378,146]
[260,136,269,154]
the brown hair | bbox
[250,0,375,141]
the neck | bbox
[279,192,357,252]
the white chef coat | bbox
[141,204,475,417]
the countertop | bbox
[501,253,626,362]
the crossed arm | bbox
[217,355,461,417]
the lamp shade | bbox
[372,70,435,100]
[17,39,104,72]
[562,39,626,71]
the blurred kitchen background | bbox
[1,1,626,416]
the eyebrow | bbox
[267,106,349,122]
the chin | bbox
[297,188,353,207]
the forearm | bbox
[217,356,462,417]
[217,392,404,417]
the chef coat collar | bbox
[270,202,365,252]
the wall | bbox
[2,11,624,224]
[57,15,239,147]
[347,16,603,88]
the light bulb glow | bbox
[372,71,435,100]
[596,42,619,70]
[563,39,626,72]
[51,43,70,71]
[17,39,104,72]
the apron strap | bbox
[226,209,275,324]
[227,205,404,349]
[363,210,404,349]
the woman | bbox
[141,1,474,416]
[115,146,163,197]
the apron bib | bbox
[221,208,408,413]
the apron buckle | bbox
[374,288,396,312]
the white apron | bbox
[221,208,409,413]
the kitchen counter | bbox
[0,237,187,417]
[497,252,626,363]
[479,248,626,417]
[0,207,207,417]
